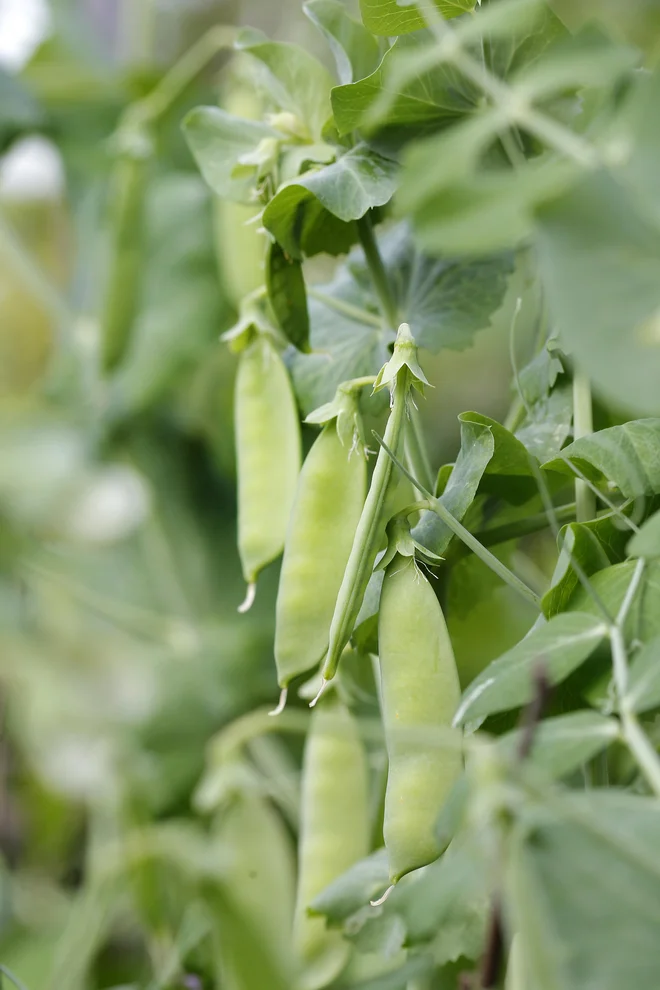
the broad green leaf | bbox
[551,0,660,57]
[497,711,619,778]
[266,241,310,351]
[568,560,660,642]
[182,107,280,203]
[543,420,660,499]
[628,509,660,559]
[535,171,660,417]
[304,0,383,84]
[359,0,474,36]
[542,523,611,619]
[507,790,660,990]
[461,411,556,504]
[455,612,608,725]
[262,145,398,258]
[340,956,435,990]
[626,636,660,714]
[513,345,572,461]
[412,416,495,556]
[289,224,511,413]
[611,70,660,231]
[331,32,478,146]
[235,31,334,141]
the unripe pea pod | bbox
[233,328,301,610]
[100,134,151,372]
[313,324,430,703]
[273,380,372,707]
[376,516,462,886]
[294,697,370,990]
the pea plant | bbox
[180,1,660,988]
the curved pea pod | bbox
[317,324,430,694]
[214,196,265,309]
[214,788,296,984]
[274,382,368,692]
[235,332,301,608]
[294,698,370,990]
[378,553,462,883]
[100,145,150,372]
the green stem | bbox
[307,287,382,328]
[356,212,398,330]
[406,404,435,496]
[573,370,596,523]
[374,432,541,610]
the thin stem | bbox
[473,503,576,552]
[406,405,435,496]
[373,432,541,609]
[572,370,596,523]
[619,706,660,797]
[307,287,382,328]
[356,213,398,330]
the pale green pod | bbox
[235,334,301,604]
[378,554,462,883]
[275,422,366,688]
[215,789,296,984]
[294,699,370,990]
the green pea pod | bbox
[316,324,429,697]
[214,788,296,984]
[274,381,369,697]
[294,698,370,990]
[378,552,462,884]
[100,148,149,372]
[235,332,301,609]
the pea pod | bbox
[274,381,370,700]
[100,140,150,372]
[294,697,370,990]
[234,330,301,609]
[315,323,429,699]
[378,548,462,884]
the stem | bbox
[406,404,435,496]
[572,370,596,523]
[373,432,541,610]
[307,287,382,328]
[449,503,577,562]
[356,212,398,330]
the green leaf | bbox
[331,32,478,147]
[513,345,573,462]
[567,560,660,642]
[304,0,383,84]
[235,31,334,141]
[182,107,280,203]
[266,241,310,351]
[507,790,660,990]
[497,711,619,778]
[628,510,660,559]
[461,411,555,504]
[542,523,611,619]
[262,144,398,258]
[0,66,44,152]
[359,0,474,36]
[339,957,435,990]
[535,171,660,417]
[543,420,660,499]
[309,849,389,924]
[455,612,608,726]
[626,636,660,714]
[412,415,495,557]
[289,224,511,413]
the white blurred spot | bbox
[0,0,51,70]
[0,135,66,200]
[39,735,114,800]
[62,465,151,544]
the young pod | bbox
[294,698,370,990]
[317,324,429,694]
[234,330,301,609]
[378,551,462,883]
[274,382,369,692]
[100,138,151,372]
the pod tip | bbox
[309,678,329,708]
[268,687,288,717]
[370,884,395,907]
[238,582,256,613]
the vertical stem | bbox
[573,370,596,523]
[356,212,398,330]
[406,404,434,496]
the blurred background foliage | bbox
[0,0,569,986]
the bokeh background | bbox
[0,1,540,986]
